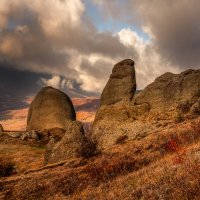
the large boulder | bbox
[92,62,200,150]
[92,102,154,150]
[27,87,76,131]
[101,59,136,105]
[44,121,94,164]
[133,69,200,119]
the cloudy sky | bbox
[0,0,200,115]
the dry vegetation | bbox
[0,117,200,199]
[0,156,15,178]
[0,134,45,173]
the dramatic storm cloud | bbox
[0,0,200,95]
[0,0,132,93]
[135,0,200,68]
[1,0,200,129]
[93,0,200,70]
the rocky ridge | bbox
[92,60,200,150]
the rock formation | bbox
[0,124,3,132]
[27,87,76,131]
[44,121,93,164]
[101,59,136,105]
[92,60,200,150]
[133,69,200,117]
[24,87,95,164]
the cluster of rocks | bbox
[6,130,41,141]
[92,59,200,150]
[27,86,94,164]
[4,59,199,165]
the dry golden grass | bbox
[0,117,200,200]
[0,135,45,173]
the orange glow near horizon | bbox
[0,97,97,131]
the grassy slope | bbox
[0,117,200,200]
[0,134,45,173]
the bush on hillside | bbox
[0,156,15,177]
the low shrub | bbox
[177,101,191,113]
[80,139,97,159]
[0,157,15,177]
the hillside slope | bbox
[0,117,200,200]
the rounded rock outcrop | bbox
[27,87,76,131]
[133,69,200,115]
[44,121,93,164]
[100,59,136,105]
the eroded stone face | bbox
[27,87,76,131]
[100,59,136,106]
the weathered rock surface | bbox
[0,124,3,132]
[44,121,93,165]
[41,128,66,144]
[20,130,41,141]
[133,69,200,118]
[27,87,76,131]
[6,132,21,138]
[4,128,66,146]
[92,62,200,150]
[101,59,136,105]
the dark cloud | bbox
[0,64,99,116]
[80,58,113,79]
[0,65,89,120]
[0,5,70,74]
[131,0,200,69]
[93,0,200,69]
[0,65,45,114]
[1,0,200,101]
[0,0,132,93]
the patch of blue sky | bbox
[84,0,150,41]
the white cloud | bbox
[41,75,77,91]
[41,75,63,89]
[2,0,197,96]
[118,28,179,89]
[0,0,129,94]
